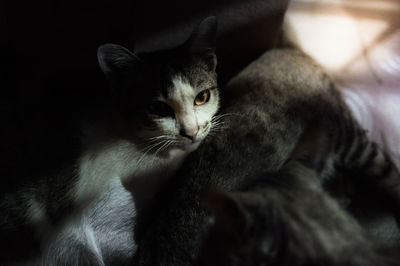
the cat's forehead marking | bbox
[165,75,201,116]
[166,99,182,113]
[170,75,195,101]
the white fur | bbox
[73,76,217,204]
[171,76,199,135]
[84,225,104,265]
[74,140,139,202]
[26,198,46,224]
[33,74,220,265]
[31,176,135,266]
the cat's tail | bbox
[333,112,400,206]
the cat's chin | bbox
[186,141,201,152]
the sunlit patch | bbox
[284,0,400,81]
[285,11,388,71]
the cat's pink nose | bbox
[179,127,198,141]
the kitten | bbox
[133,48,400,265]
[197,162,397,266]
[0,17,219,265]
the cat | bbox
[196,162,399,266]
[133,47,400,265]
[0,16,220,265]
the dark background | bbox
[1,0,288,186]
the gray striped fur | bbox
[134,48,400,266]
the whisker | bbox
[212,113,242,121]
[154,140,171,157]
[211,121,226,127]
[148,135,169,140]
[136,140,165,166]
[139,135,175,147]
[138,139,161,148]
[218,112,242,117]
[163,140,175,153]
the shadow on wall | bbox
[132,0,289,84]
[5,0,288,105]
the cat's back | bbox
[235,48,327,87]
[224,48,334,108]
[211,48,346,177]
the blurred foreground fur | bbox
[197,162,399,266]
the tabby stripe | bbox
[344,127,363,165]
[334,117,343,153]
[359,143,378,170]
[340,120,356,161]
[348,141,366,166]
[379,156,393,180]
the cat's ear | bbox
[97,44,142,87]
[205,189,249,235]
[185,16,218,71]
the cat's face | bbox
[98,17,219,152]
[145,70,219,149]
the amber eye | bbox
[194,89,211,106]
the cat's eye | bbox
[147,101,175,117]
[194,89,210,106]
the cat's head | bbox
[97,17,219,152]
